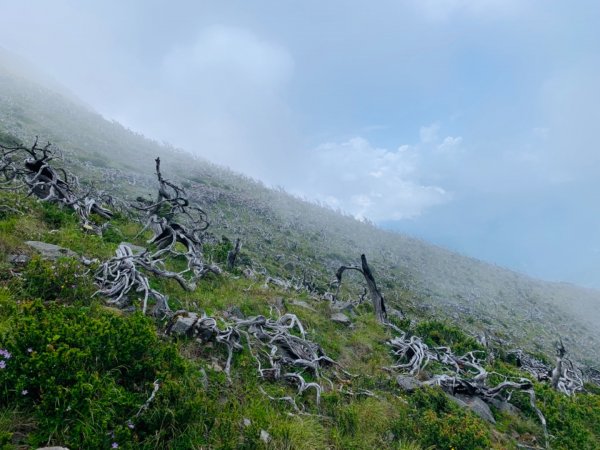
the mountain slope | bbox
[0,54,599,366]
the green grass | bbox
[0,189,599,449]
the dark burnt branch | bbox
[335,254,387,323]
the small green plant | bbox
[414,320,484,355]
[39,202,76,229]
[204,235,233,264]
[15,256,95,304]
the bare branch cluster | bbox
[167,310,338,408]
[0,138,112,232]
[94,244,171,316]
[134,157,219,287]
[387,330,550,448]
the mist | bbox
[0,0,599,287]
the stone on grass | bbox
[119,242,146,255]
[331,312,351,325]
[25,241,77,260]
[331,301,354,313]
[170,313,199,336]
[289,299,316,311]
[8,254,29,265]
[396,375,423,393]
[447,393,496,424]
[260,429,271,444]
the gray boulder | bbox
[331,312,351,325]
[170,313,199,336]
[396,375,423,393]
[447,393,496,424]
[289,299,316,311]
[331,301,354,313]
[487,397,522,416]
[25,241,77,260]
[8,253,30,265]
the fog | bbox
[0,0,599,287]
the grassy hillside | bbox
[0,54,599,366]
[0,189,599,449]
[0,53,600,449]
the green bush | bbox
[414,320,484,356]
[0,301,205,449]
[39,202,77,229]
[400,387,492,450]
[15,256,95,304]
[536,384,600,449]
[204,236,233,264]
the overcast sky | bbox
[1,0,599,287]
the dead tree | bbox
[550,339,583,396]
[335,254,387,323]
[167,310,340,407]
[0,138,113,231]
[387,331,549,448]
[134,157,219,287]
[94,244,171,316]
[227,237,242,270]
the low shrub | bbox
[0,301,205,449]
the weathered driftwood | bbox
[550,339,584,396]
[335,254,388,323]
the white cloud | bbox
[302,137,448,221]
[420,123,440,143]
[437,135,463,154]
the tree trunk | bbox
[360,254,387,323]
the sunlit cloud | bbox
[302,137,449,220]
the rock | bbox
[243,418,251,427]
[448,394,496,424]
[260,429,271,444]
[25,241,77,260]
[119,242,146,255]
[224,306,245,319]
[487,397,522,416]
[8,253,29,265]
[330,301,354,313]
[170,313,199,336]
[331,312,351,325]
[289,299,316,311]
[388,307,405,320]
[396,375,423,393]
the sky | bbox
[0,0,599,287]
